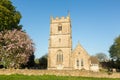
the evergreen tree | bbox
[0,0,22,31]
[39,54,48,69]
[109,35,120,60]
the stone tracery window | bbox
[56,50,63,64]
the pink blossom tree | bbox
[0,29,35,68]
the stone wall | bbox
[0,69,120,78]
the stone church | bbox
[48,14,99,72]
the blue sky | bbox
[11,0,120,58]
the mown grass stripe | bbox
[0,74,120,80]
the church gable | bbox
[72,43,90,70]
[72,43,89,58]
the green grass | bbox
[0,74,119,80]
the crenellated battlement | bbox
[50,15,70,23]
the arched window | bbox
[77,59,79,67]
[56,50,63,64]
[81,59,84,66]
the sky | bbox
[11,0,120,58]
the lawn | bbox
[0,74,120,80]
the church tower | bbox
[48,14,72,70]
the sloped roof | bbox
[90,56,99,64]
[72,42,89,56]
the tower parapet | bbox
[51,16,70,23]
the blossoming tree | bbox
[0,30,34,68]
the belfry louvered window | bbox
[58,25,62,31]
